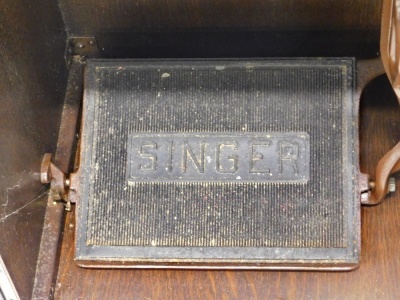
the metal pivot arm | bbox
[363,0,400,205]
[40,153,73,210]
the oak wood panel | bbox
[54,75,400,299]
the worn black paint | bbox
[76,58,359,268]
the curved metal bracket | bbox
[361,0,400,205]
[40,153,72,210]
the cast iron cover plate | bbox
[75,59,360,270]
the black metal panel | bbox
[76,59,359,268]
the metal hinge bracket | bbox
[40,153,76,211]
[65,36,100,64]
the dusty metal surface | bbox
[32,57,84,300]
[75,58,359,269]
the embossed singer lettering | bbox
[128,133,309,182]
[280,141,299,174]
[216,142,238,173]
[138,142,157,172]
[135,141,299,174]
[183,141,205,173]
[250,142,271,174]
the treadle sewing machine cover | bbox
[74,58,360,270]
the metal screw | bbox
[388,177,396,192]
[89,40,95,46]
[65,179,70,187]
[76,43,84,49]
[368,181,376,190]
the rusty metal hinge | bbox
[40,153,77,211]
[65,36,100,65]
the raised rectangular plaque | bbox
[75,58,360,270]
[127,132,310,182]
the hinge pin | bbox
[388,177,396,192]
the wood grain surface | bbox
[57,1,382,59]
[54,74,400,299]
[59,0,381,34]
[0,1,67,299]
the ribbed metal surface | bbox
[83,60,352,249]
